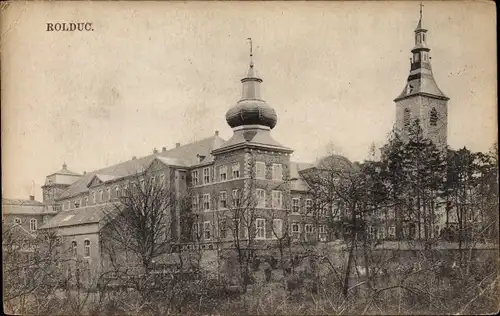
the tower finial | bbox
[247,37,253,68]
[419,2,424,21]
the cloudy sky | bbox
[1,1,496,199]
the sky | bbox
[1,1,497,200]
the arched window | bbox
[72,241,77,258]
[430,107,438,126]
[115,186,120,198]
[29,219,37,232]
[99,189,103,202]
[83,240,91,257]
[403,108,411,130]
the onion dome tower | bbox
[225,40,278,129]
[394,3,449,150]
[214,39,292,154]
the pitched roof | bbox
[2,198,44,206]
[58,135,225,199]
[290,161,314,192]
[39,203,119,229]
[48,164,81,177]
[214,127,292,154]
[2,198,54,215]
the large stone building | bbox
[3,9,451,277]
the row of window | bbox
[192,190,284,211]
[193,219,328,241]
[14,218,38,232]
[62,175,168,210]
[367,225,396,239]
[191,162,283,185]
[71,240,91,258]
[403,107,439,130]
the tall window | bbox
[203,221,211,240]
[203,168,210,184]
[202,194,210,211]
[305,224,313,233]
[305,199,312,214]
[272,219,283,239]
[256,189,266,208]
[106,188,111,201]
[388,226,396,238]
[99,189,104,202]
[92,191,96,203]
[291,223,300,234]
[232,189,240,208]
[192,195,199,211]
[232,163,240,179]
[193,223,201,240]
[219,220,227,239]
[219,165,227,181]
[272,164,283,180]
[255,218,266,239]
[292,198,300,213]
[403,108,411,130]
[256,162,266,179]
[160,174,166,187]
[83,240,90,257]
[319,225,327,241]
[122,184,128,197]
[83,197,88,207]
[272,190,282,209]
[219,191,227,209]
[115,186,120,198]
[29,219,37,231]
[430,107,438,126]
[72,241,77,258]
[192,170,199,185]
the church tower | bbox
[394,4,449,150]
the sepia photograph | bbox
[1,1,498,315]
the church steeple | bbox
[394,3,450,151]
[395,2,448,102]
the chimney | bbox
[62,162,67,170]
[153,148,158,154]
[132,156,137,160]
[29,195,35,201]
[83,171,87,175]
[215,130,219,136]
[162,146,167,152]
[176,143,181,148]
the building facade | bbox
[9,9,452,277]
